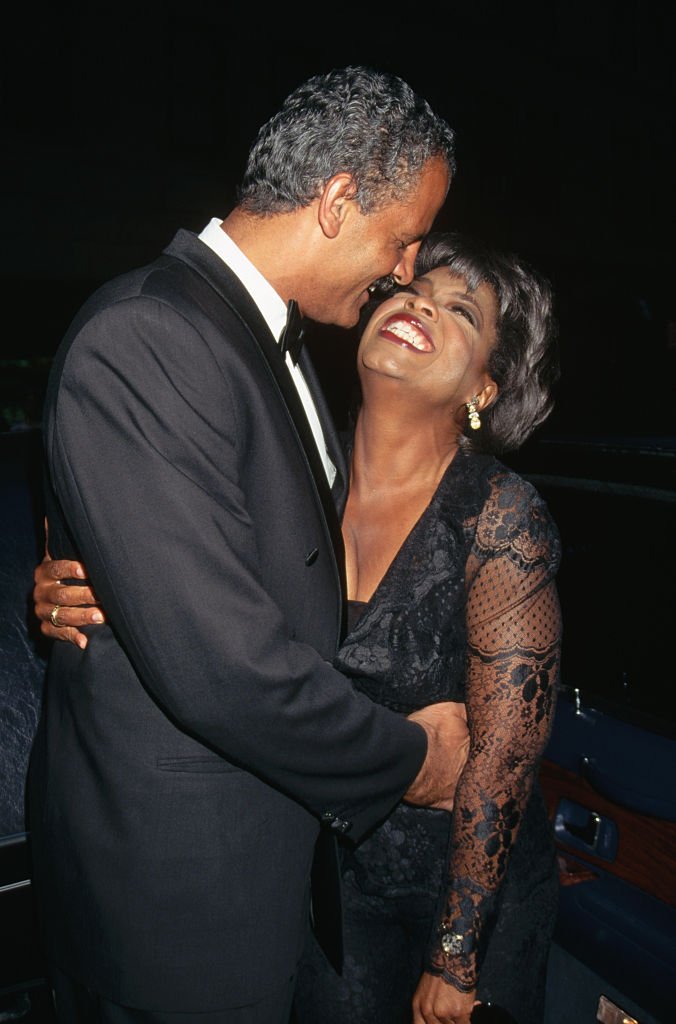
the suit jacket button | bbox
[305,547,319,566]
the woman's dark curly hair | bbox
[411,232,559,453]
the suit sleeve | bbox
[46,295,426,840]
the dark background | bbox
[1,0,673,436]
[0,11,673,1018]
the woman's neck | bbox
[343,394,460,602]
[350,392,460,498]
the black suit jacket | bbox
[30,230,426,1011]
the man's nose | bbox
[392,242,421,286]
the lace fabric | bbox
[336,449,562,994]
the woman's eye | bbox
[448,304,477,327]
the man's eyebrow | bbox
[401,232,425,245]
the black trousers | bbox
[50,966,295,1024]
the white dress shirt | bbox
[198,219,336,487]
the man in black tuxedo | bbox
[30,67,467,1023]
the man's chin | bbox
[326,308,362,331]
[311,296,366,330]
[344,309,363,329]
[345,292,372,328]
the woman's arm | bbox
[33,523,104,648]
[414,476,561,1018]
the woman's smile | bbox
[379,312,436,353]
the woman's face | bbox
[357,267,498,412]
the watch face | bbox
[440,931,464,956]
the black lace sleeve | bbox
[427,471,562,992]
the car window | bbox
[506,438,676,734]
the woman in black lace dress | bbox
[33,233,560,1024]
[293,234,561,1024]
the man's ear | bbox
[317,173,359,239]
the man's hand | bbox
[412,971,478,1024]
[405,702,469,811]
[34,551,103,650]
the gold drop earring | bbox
[466,397,481,430]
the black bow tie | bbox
[279,299,306,365]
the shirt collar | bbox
[198,218,288,342]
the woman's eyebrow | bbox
[411,276,482,309]
[437,286,481,309]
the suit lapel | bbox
[163,231,346,592]
[298,348,349,517]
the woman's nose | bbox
[404,293,438,320]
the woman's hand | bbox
[412,971,478,1024]
[34,542,103,649]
